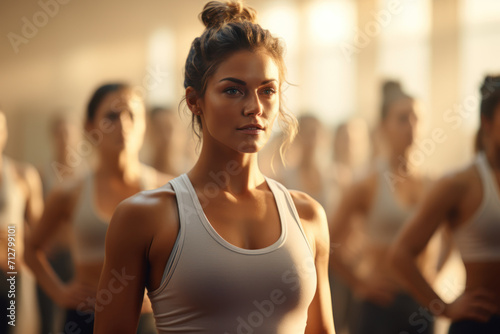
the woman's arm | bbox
[291,191,335,334]
[94,193,160,333]
[24,182,90,308]
[328,175,395,305]
[328,180,365,287]
[22,163,44,227]
[389,175,497,321]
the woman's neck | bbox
[188,143,264,195]
[96,150,141,184]
[388,146,415,177]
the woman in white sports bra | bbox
[24,83,171,334]
[329,81,437,334]
[95,1,334,333]
[390,76,500,333]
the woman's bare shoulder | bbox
[288,190,326,223]
[432,163,478,195]
[109,183,178,236]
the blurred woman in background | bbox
[390,75,500,333]
[24,83,171,334]
[280,114,330,208]
[329,81,436,334]
[147,106,194,176]
[0,109,44,334]
[328,117,371,334]
[36,113,82,334]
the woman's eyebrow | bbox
[219,77,246,85]
[219,78,278,85]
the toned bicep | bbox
[94,201,151,334]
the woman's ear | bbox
[186,87,201,115]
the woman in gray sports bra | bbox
[329,81,438,334]
[391,76,500,333]
[94,1,335,333]
[24,83,171,334]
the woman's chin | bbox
[235,138,268,154]
[235,142,262,154]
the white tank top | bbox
[148,174,317,333]
[72,164,157,263]
[365,161,415,246]
[453,152,500,262]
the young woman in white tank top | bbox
[329,81,438,334]
[94,1,334,333]
[24,84,171,334]
[390,76,500,333]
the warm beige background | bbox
[0,0,498,174]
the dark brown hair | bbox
[476,75,500,152]
[86,83,130,123]
[480,75,500,120]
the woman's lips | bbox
[237,127,264,135]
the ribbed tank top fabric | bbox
[453,152,500,262]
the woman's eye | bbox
[262,88,276,96]
[224,87,241,95]
[106,112,120,121]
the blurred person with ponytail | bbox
[95,1,335,333]
[390,75,500,333]
[24,83,171,334]
[329,81,436,334]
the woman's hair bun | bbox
[200,0,257,29]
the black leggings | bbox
[63,309,156,334]
[448,314,500,334]
[351,293,434,334]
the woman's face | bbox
[383,98,418,153]
[196,50,280,154]
[87,88,146,155]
